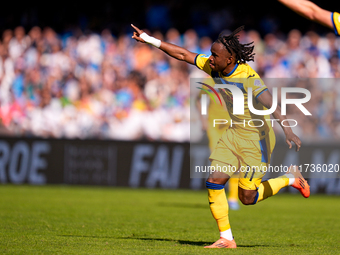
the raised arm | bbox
[131,24,197,65]
[257,90,302,152]
[278,0,333,29]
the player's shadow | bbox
[119,236,210,246]
[118,237,279,247]
[59,235,209,246]
[58,235,282,247]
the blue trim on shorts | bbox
[252,191,259,204]
[259,138,268,163]
[206,181,225,190]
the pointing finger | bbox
[131,24,142,34]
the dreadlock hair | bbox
[215,26,255,64]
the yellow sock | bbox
[255,176,290,203]
[228,174,239,201]
[206,182,230,232]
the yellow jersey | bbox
[195,53,272,140]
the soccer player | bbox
[278,0,340,35]
[131,24,310,248]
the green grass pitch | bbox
[0,185,339,254]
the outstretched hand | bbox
[131,24,146,43]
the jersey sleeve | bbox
[195,54,212,76]
[332,12,340,36]
[244,74,268,99]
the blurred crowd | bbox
[0,25,340,141]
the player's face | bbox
[209,42,233,72]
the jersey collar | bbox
[223,63,238,77]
